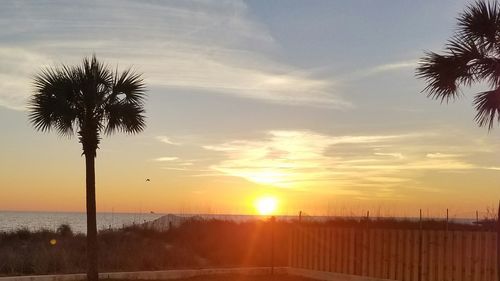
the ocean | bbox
[0,212,289,233]
[0,211,478,234]
[0,211,164,233]
[0,212,282,233]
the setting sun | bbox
[255,196,278,216]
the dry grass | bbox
[0,220,289,276]
[1,217,492,276]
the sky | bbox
[1,0,500,218]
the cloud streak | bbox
[155,157,179,162]
[202,130,494,196]
[203,130,414,188]
[0,0,347,110]
[339,59,417,82]
[156,136,181,146]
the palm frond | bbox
[457,1,500,50]
[416,51,470,102]
[77,55,114,111]
[101,66,146,135]
[418,1,500,129]
[29,66,78,136]
[473,56,500,86]
[474,88,500,129]
[112,68,146,106]
[446,36,482,60]
[446,36,500,87]
[104,101,146,135]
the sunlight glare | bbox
[246,170,286,186]
[255,196,278,216]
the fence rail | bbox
[288,226,498,281]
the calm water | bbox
[0,211,477,234]
[0,212,285,233]
[0,211,164,233]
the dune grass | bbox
[0,220,289,276]
[0,217,494,276]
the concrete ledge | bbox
[0,274,87,281]
[286,268,393,281]
[100,267,287,280]
[0,267,392,281]
[0,267,287,281]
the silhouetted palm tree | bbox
[417,3,500,281]
[417,1,500,129]
[28,55,146,281]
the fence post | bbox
[445,207,449,281]
[363,211,370,276]
[419,209,423,281]
[271,216,275,275]
[497,201,500,281]
[446,209,449,233]
[288,222,293,268]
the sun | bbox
[255,196,278,216]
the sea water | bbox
[0,211,163,233]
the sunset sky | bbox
[1,0,500,217]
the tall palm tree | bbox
[28,55,146,281]
[416,1,500,130]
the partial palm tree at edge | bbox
[416,1,500,130]
[28,55,146,281]
[416,2,500,281]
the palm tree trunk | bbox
[85,152,99,281]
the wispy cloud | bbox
[485,167,500,171]
[0,48,50,110]
[367,60,417,74]
[426,153,463,159]
[202,130,415,188]
[154,157,179,162]
[374,152,404,159]
[202,130,493,195]
[340,59,417,81]
[0,0,348,110]
[203,130,336,187]
[329,134,407,145]
[161,167,190,171]
[156,136,181,146]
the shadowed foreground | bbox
[0,217,493,276]
[0,220,289,276]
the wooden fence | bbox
[288,227,498,281]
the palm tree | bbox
[416,1,500,130]
[28,55,146,281]
[417,2,500,280]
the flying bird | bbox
[145,178,150,182]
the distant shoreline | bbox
[0,211,483,234]
[0,210,485,220]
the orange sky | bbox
[1,111,499,218]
